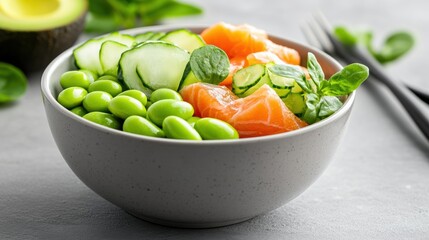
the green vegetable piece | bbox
[108,95,146,119]
[318,96,343,118]
[373,31,415,64]
[194,118,239,140]
[268,64,310,93]
[70,106,88,117]
[147,99,194,127]
[189,45,230,85]
[83,91,112,112]
[162,116,202,140]
[80,69,98,82]
[301,93,320,124]
[307,53,324,90]
[150,88,183,103]
[320,63,369,96]
[282,93,306,114]
[60,71,92,89]
[83,112,121,130]
[123,116,164,138]
[118,89,148,106]
[88,80,122,97]
[187,116,200,127]
[333,26,358,46]
[0,62,27,103]
[57,87,87,109]
[97,75,118,82]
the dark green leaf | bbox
[373,31,415,64]
[142,1,203,25]
[0,62,27,103]
[318,96,343,118]
[84,13,121,33]
[88,0,114,15]
[269,64,312,93]
[306,52,324,90]
[190,45,230,85]
[321,63,369,96]
[334,26,359,46]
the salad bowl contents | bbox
[41,22,368,228]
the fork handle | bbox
[363,56,429,141]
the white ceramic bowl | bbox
[41,25,353,228]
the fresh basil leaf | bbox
[334,26,359,46]
[321,63,369,96]
[189,45,230,85]
[307,52,324,90]
[269,64,312,93]
[318,96,343,118]
[0,62,27,103]
[301,93,320,124]
[373,31,415,64]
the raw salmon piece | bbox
[180,83,307,138]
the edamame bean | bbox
[88,80,122,97]
[97,75,118,82]
[60,71,92,89]
[118,89,147,106]
[80,70,98,82]
[162,116,202,140]
[57,87,87,109]
[194,118,239,140]
[150,88,182,102]
[108,95,146,119]
[83,91,112,112]
[187,116,200,127]
[123,116,164,138]
[70,106,88,117]
[147,99,194,127]
[83,112,121,129]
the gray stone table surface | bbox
[1,0,429,239]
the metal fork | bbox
[302,14,429,142]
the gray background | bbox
[1,0,429,239]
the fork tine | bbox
[305,17,335,54]
[300,22,322,50]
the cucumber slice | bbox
[240,74,271,97]
[282,93,306,114]
[160,29,205,53]
[179,65,200,90]
[148,32,166,40]
[135,32,155,43]
[232,64,265,90]
[268,67,295,89]
[273,87,291,98]
[73,32,135,75]
[119,41,190,96]
[99,41,129,76]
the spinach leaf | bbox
[320,63,369,96]
[0,62,27,104]
[318,96,343,118]
[189,45,230,85]
[334,26,415,65]
[301,93,320,124]
[268,64,311,93]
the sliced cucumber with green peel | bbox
[99,41,129,76]
[232,64,265,90]
[240,74,271,97]
[135,32,155,43]
[179,68,200,90]
[268,67,295,89]
[148,32,166,40]
[74,32,135,75]
[119,41,190,96]
[160,29,205,53]
[282,93,306,114]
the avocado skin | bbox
[0,13,86,73]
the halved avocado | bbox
[0,0,87,73]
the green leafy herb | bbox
[0,62,27,103]
[271,53,369,124]
[189,45,230,85]
[334,26,415,64]
[86,0,203,33]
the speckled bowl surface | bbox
[41,25,353,228]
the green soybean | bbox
[150,88,183,102]
[57,87,87,109]
[118,89,147,106]
[123,116,164,138]
[162,116,202,140]
[80,70,98,82]
[83,91,112,112]
[187,116,201,127]
[88,80,122,96]
[70,106,88,117]
[147,99,194,127]
[60,70,92,89]
[194,118,239,140]
[83,112,121,129]
[108,95,146,119]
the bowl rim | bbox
[41,24,355,146]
